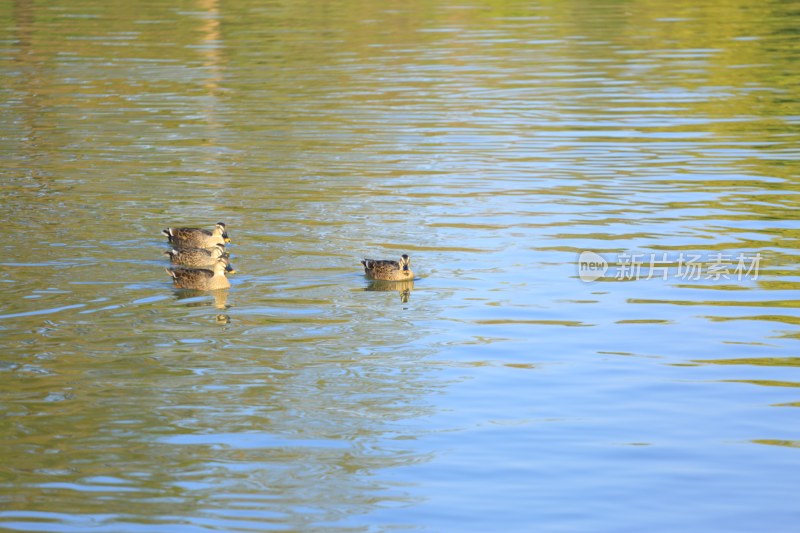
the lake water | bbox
[2,0,799,531]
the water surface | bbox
[2,0,800,531]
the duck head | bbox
[215,222,231,243]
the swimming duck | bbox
[162,222,230,248]
[164,243,229,268]
[166,258,233,290]
[361,254,414,281]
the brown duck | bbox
[162,222,230,248]
[166,258,233,290]
[361,254,414,281]
[164,243,229,268]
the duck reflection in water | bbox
[172,288,230,310]
[366,279,414,303]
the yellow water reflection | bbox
[754,440,800,449]
[693,357,800,367]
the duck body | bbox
[361,254,414,281]
[162,222,229,248]
[164,243,229,268]
[166,259,231,290]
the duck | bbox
[162,222,230,248]
[361,254,414,281]
[166,258,233,290]
[164,243,229,268]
